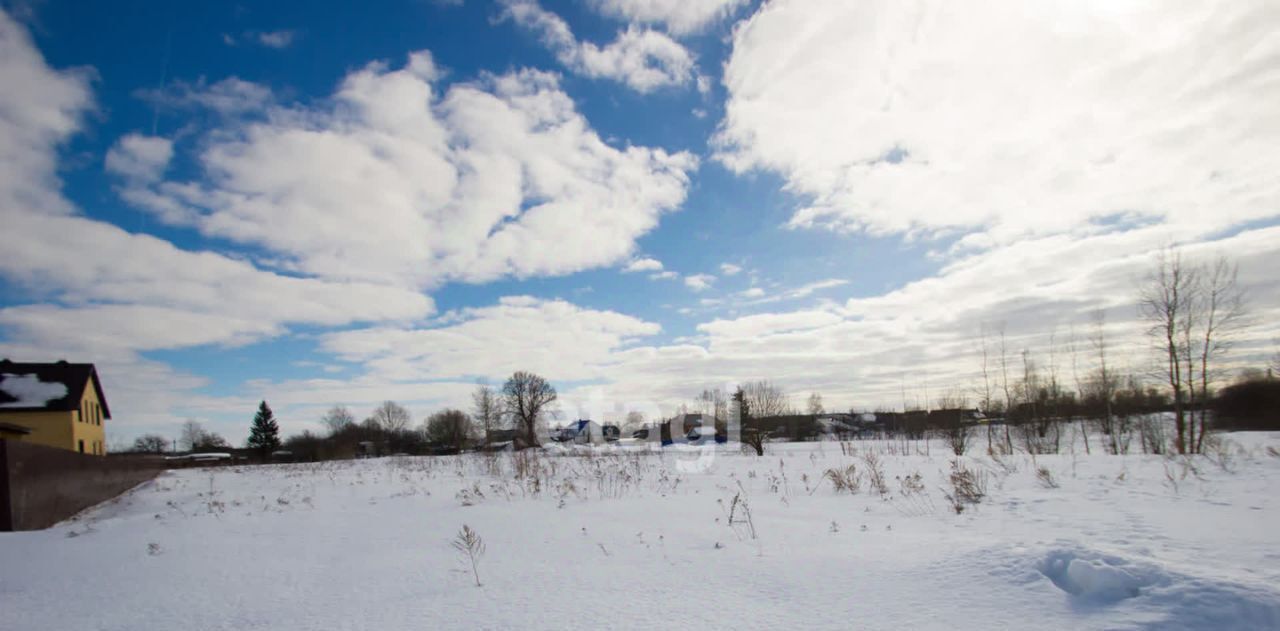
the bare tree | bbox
[697,388,728,421]
[1066,324,1091,454]
[370,401,412,433]
[180,420,228,452]
[1089,310,1121,452]
[1016,348,1060,454]
[424,409,474,452]
[975,323,997,452]
[807,392,825,416]
[1138,248,1197,454]
[622,410,646,434]
[997,323,1015,453]
[472,384,502,443]
[131,434,169,454]
[733,386,764,456]
[1191,257,1245,453]
[180,419,206,452]
[502,371,557,448]
[320,405,356,436]
[742,380,790,417]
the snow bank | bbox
[1039,549,1145,601]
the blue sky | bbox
[2,0,1278,445]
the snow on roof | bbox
[0,373,69,409]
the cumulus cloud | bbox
[716,0,1280,242]
[499,0,695,92]
[623,257,664,273]
[104,134,172,182]
[0,10,94,217]
[719,262,742,275]
[256,30,296,48]
[114,54,697,287]
[587,0,749,35]
[684,273,715,291]
[0,9,431,432]
[322,296,661,383]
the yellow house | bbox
[0,360,110,455]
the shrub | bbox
[1035,466,1059,489]
[942,459,987,514]
[862,452,889,496]
[824,464,861,494]
[450,525,485,587]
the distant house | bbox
[552,420,605,445]
[0,360,110,455]
[815,413,861,437]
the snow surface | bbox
[3,432,1280,630]
[0,373,67,408]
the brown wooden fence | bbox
[0,439,165,531]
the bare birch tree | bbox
[997,323,1015,453]
[472,384,501,443]
[1138,248,1197,454]
[976,323,997,452]
[807,392,825,416]
[1191,257,1245,453]
[1090,310,1120,452]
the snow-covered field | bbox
[4,433,1280,630]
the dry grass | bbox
[824,464,861,494]
[942,459,987,514]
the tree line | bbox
[125,247,1272,460]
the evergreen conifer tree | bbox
[247,400,281,459]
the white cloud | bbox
[623,257,664,273]
[104,134,172,183]
[650,270,678,280]
[136,76,274,116]
[499,0,695,92]
[322,296,661,383]
[0,10,94,217]
[0,9,433,433]
[684,273,715,291]
[222,30,298,49]
[717,0,1280,242]
[115,54,697,288]
[786,279,846,300]
[256,30,296,49]
[587,0,749,35]
[719,262,742,275]
[728,278,848,305]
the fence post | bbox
[0,440,13,531]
